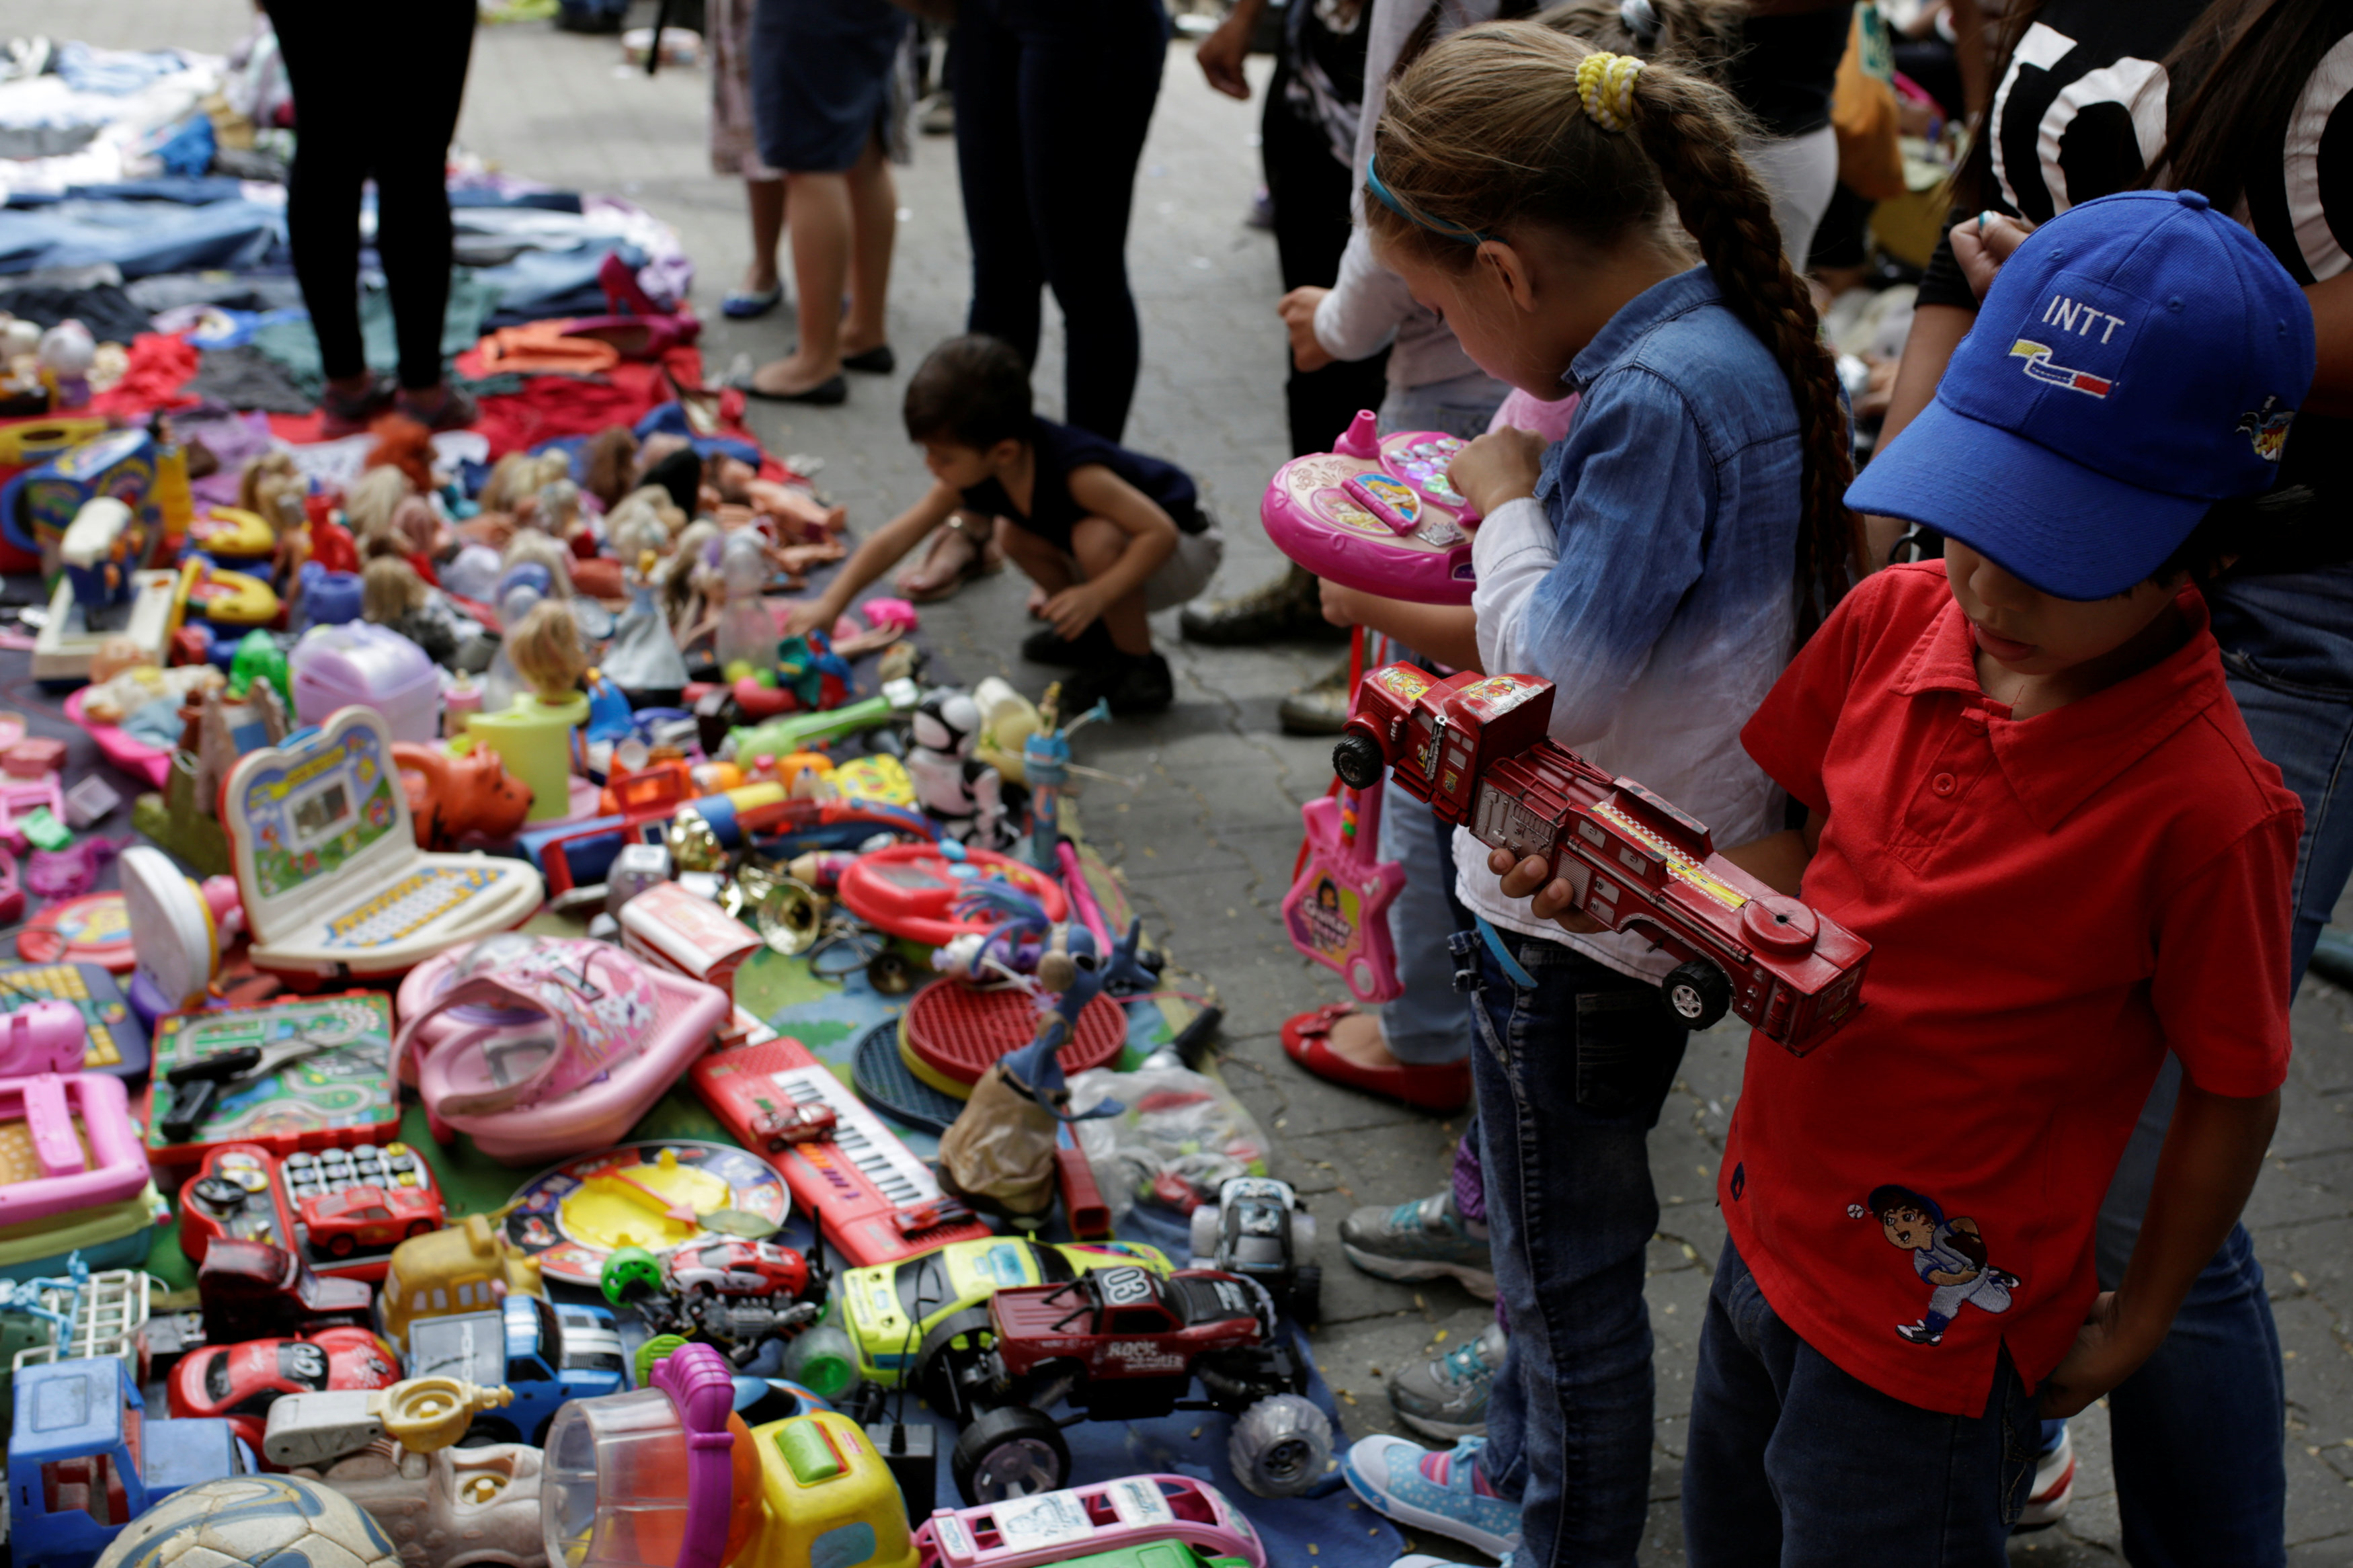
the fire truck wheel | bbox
[1661,960,1732,1030]
[952,1405,1070,1504]
[1331,733,1386,791]
[1228,1393,1334,1497]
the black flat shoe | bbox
[842,344,896,374]
[732,372,848,406]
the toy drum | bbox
[1261,409,1478,605]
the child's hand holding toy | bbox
[1447,426,1548,518]
[1488,845,1608,936]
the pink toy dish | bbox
[393,933,729,1165]
[0,1071,149,1225]
[62,688,173,789]
[913,1475,1265,1568]
[1261,409,1479,605]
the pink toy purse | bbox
[393,935,727,1165]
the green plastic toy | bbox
[729,676,920,763]
[227,628,290,708]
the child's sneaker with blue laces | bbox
[1341,1190,1495,1301]
[1389,1321,1507,1440]
[1341,1434,1523,1559]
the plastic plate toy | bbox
[1260,409,1479,605]
[500,1141,792,1288]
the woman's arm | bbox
[1319,580,1483,672]
[1196,0,1267,99]
[783,479,960,636]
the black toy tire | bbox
[913,1307,998,1417]
[951,1405,1070,1504]
[1660,960,1732,1031]
[1331,733,1385,791]
[1289,1264,1323,1327]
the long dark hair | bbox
[2152,0,2342,211]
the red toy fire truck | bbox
[1332,663,1870,1051]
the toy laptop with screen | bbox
[222,706,544,982]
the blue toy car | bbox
[7,1356,250,1568]
[403,1295,629,1446]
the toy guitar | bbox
[1261,409,1478,604]
[1281,779,1404,1003]
[1334,663,1870,1053]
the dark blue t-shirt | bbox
[961,417,1203,552]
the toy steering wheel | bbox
[835,843,1068,947]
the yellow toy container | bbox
[743,1411,919,1568]
[188,505,278,560]
[468,692,590,823]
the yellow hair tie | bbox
[1577,52,1644,133]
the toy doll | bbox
[362,557,458,665]
[504,599,592,705]
[342,466,413,546]
[703,453,846,541]
[604,552,691,696]
[604,485,684,564]
[582,425,639,509]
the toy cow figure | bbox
[908,688,1013,848]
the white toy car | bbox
[1189,1176,1320,1325]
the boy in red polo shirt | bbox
[1489,188,2314,1561]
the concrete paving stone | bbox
[2247,1147,2353,1233]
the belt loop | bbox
[1476,917,1540,990]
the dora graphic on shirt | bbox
[1849,1184,2021,1348]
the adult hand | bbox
[1951,212,2034,304]
[1449,427,1546,518]
[1197,5,1255,99]
[1488,846,1607,935]
[1319,575,1363,628]
[781,596,836,641]
[1279,286,1334,372]
[1041,582,1109,641]
[2036,1290,2158,1417]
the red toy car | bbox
[166,1325,401,1456]
[301,1184,444,1259]
[1333,663,1872,1051]
[754,1102,839,1150]
[661,1238,811,1301]
[926,1265,1332,1505]
[196,1237,375,1344]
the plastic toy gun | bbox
[1332,663,1870,1053]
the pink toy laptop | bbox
[221,706,545,983]
[395,933,728,1165]
[1261,409,1478,605]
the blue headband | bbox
[1365,155,1496,245]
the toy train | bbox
[1332,663,1869,1052]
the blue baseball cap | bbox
[1847,189,2315,600]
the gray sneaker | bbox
[1341,1190,1496,1300]
[1390,1322,1508,1441]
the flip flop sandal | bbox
[896,514,1001,604]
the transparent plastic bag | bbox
[1068,1065,1271,1225]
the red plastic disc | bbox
[19,892,135,972]
[902,979,1128,1089]
[836,843,1069,946]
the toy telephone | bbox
[1261,409,1478,605]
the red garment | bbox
[89,333,200,417]
[469,347,705,458]
[1723,563,2300,1417]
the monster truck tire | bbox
[1189,1203,1220,1264]
[913,1307,999,1417]
[1289,1264,1323,1327]
[952,1404,1071,1504]
[1228,1393,1333,1498]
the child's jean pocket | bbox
[1467,924,1688,1123]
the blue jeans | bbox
[1683,1236,2041,1567]
[1375,777,1474,1066]
[2083,566,2352,1567]
[1467,932,1688,1567]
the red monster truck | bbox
[919,1265,1332,1506]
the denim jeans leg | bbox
[1469,932,1688,1568]
[1376,776,1475,1065]
[1683,1237,2040,1568]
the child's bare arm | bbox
[2037,1080,2280,1417]
[1053,464,1179,621]
[1720,810,1826,898]
[783,479,961,638]
[1320,582,1482,673]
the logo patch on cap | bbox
[2008,338,2114,398]
[2237,395,2294,462]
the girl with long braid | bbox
[1330,22,1860,1568]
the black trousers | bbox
[1263,63,1388,457]
[264,0,476,390]
[949,0,1168,441]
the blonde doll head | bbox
[505,598,591,704]
[500,528,575,599]
[362,556,430,623]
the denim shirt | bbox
[1457,265,1806,980]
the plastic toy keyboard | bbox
[321,868,502,950]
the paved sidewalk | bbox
[44,2,2353,1560]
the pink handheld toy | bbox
[0,1071,149,1224]
[1281,776,1404,1003]
[914,1475,1265,1568]
[1261,409,1479,605]
[0,1002,88,1076]
[394,932,729,1165]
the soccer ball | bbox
[95,1474,403,1568]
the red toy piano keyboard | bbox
[690,1035,992,1267]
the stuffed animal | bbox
[391,742,534,849]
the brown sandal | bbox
[894,512,1002,603]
